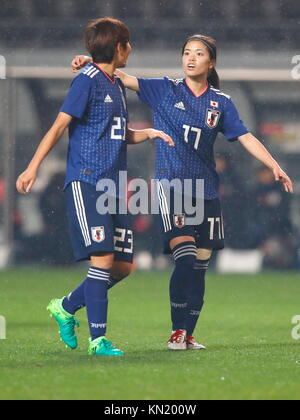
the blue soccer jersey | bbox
[61,63,129,191]
[138,78,249,199]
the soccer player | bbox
[71,34,293,351]
[16,17,174,357]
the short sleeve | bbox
[220,98,249,142]
[60,74,92,119]
[138,78,170,108]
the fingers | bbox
[162,134,175,147]
[71,56,83,73]
[26,179,35,194]
[284,177,293,193]
[273,167,294,194]
[16,178,27,195]
[157,131,175,147]
[286,179,294,194]
[71,59,77,72]
[279,174,294,194]
[16,174,35,195]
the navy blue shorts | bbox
[65,181,134,263]
[158,187,225,254]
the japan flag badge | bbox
[174,214,186,229]
[91,227,105,243]
[210,100,219,108]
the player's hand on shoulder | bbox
[16,169,37,195]
[71,55,92,73]
[148,129,175,147]
[273,166,294,193]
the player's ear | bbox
[209,60,216,70]
[116,42,124,54]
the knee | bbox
[195,249,213,271]
[172,242,197,268]
[112,262,135,281]
[197,249,213,261]
[90,253,115,271]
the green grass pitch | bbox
[0,268,299,400]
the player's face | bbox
[182,41,214,78]
[116,42,132,68]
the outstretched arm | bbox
[16,112,72,194]
[127,128,174,146]
[238,132,294,193]
[70,56,140,92]
[114,70,139,92]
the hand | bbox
[148,129,175,147]
[16,169,37,195]
[272,166,294,193]
[71,55,92,73]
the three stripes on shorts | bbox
[71,181,92,248]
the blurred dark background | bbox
[1,0,300,50]
[0,0,299,271]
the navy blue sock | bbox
[62,281,85,315]
[186,259,209,337]
[108,276,123,290]
[85,267,109,341]
[62,272,125,316]
[170,242,197,331]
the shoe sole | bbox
[168,343,187,350]
[187,344,207,350]
[90,353,125,357]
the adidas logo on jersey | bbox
[174,102,186,111]
[104,95,113,103]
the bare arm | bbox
[16,112,72,194]
[238,132,294,193]
[127,128,174,147]
[114,70,139,92]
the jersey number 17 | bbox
[183,125,202,151]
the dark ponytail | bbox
[182,34,220,89]
[208,67,220,90]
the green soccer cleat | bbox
[47,298,79,350]
[88,337,125,357]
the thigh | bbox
[170,236,195,251]
[195,199,225,251]
[65,182,115,262]
[157,186,195,254]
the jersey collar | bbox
[184,79,209,98]
[93,63,116,84]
